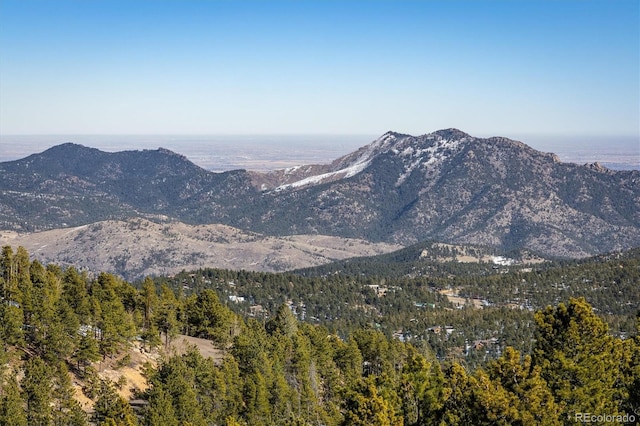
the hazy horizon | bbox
[1,132,638,171]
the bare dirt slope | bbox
[1,218,401,279]
[71,335,224,415]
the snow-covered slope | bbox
[272,129,469,191]
[271,132,402,191]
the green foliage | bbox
[0,302,24,348]
[63,267,91,322]
[0,373,27,426]
[533,297,629,419]
[342,377,402,426]
[153,284,181,348]
[92,273,136,358]
[52,362,88,425]
[73,333,101,373]
[21,357,53,426]
[144,386,178,426]
[185,289,235,345]
[1,247,639,426]
[486,347,561,425]
[92,380,137,426]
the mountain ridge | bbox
[1,129,638,261]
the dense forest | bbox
[0,245,639,425]
[160,248,640,364]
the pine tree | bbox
[73,333,101,373]
[21,357,53,426]
[186,289,234,345]
[0,301,24,348]
[140,277,157,330]
[435,363,476,425]
[144,386,178,426]
[266,304,298,338]
[399,346,444,426]
[52,362,88,426]
[1,246,19,304]
[533,297,627,419]
[243,370,271,425]
[63,267,91,322]
[217,356,244,423]
[342,377,402,426]
[334,337,364,382]
[92,273,136,358]
[92,380,138,426]
[487,346,561,425]
[15,247,32,310]
[154,284,181,348]
[0,373,27,426]
[148,353,206,426]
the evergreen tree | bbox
[154,284,181,348]
[266,304,298,338]
[144,386,178,426]
[149,354,206,426]
[73,333,101,373]
[92,273,136,358]
[243,370,271,425]
[0,373,27,426]
[399,346,444,426]
[15,246,32,311]
[216,356,244,423]
[186,289,234,345]
[342,377,402,426]
[140,277,158,330]
[92,380,138,426]
[52,362,88,426]
[62,267,91,322]
[0,301,24,348]
[21,357,53,426]
[435,363,476,425]
[533,297,627,419]
[0,246,14,295]
[334,337,364,382]
[487,346,561,425]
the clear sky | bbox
[0,0,638,138]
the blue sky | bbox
[0,0,638,138]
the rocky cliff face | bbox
[2,130,639,258]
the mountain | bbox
[252,129,640,257]
[2,130,639,260]
[0,143,260,230]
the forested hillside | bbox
[0,246,639,425]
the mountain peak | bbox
[381,130,410,139]
[430,128,471,140]
[41,142,101,156]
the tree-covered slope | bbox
[0,246,639,425]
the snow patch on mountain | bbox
[273,131,467,191]
[274,132,401,191]
[395,137,464,186]
[273,160,370,191]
